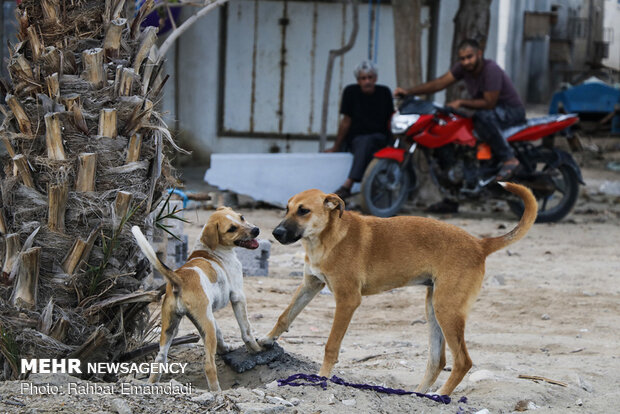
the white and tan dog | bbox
[132,207,263,391]
[260,182,537,396]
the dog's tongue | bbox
[239,239,259,250]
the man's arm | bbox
[394,71,456,97]
[447,90,499,110]
[324,115,351,152]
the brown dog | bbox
[260,182,537,395]
[132,207,263,391]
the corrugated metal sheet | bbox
[221,0,398,138]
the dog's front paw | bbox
[245,340,264,353]
[258,336,276,349]
[217,342,232,355]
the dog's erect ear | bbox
[324,194,344,218]
[202,223,219,250]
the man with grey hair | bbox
[326,60,394,200]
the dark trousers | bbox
[473,105,526,162]
[347,133,388,182]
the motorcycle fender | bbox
[373,147,405,163]
[552,149,585,185]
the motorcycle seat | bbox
[501,114,577,139]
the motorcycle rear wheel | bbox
[360,158,411,217]
[507,163,579,223]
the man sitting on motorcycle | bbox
[394,38,525,211]
[325,60,394,200]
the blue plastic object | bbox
[166,188,188,209]
[549,82,620,133]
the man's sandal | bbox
[334,186,352,199]
[495,160,520,181]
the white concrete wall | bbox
[205,153,354,206]
[603,0,620,70]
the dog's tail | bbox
[131,225,182,286]
[480,182,538,256]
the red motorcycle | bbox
[359,97,582,222]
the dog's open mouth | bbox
[235,239,259,249]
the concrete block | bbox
[166,234,188,268]
[205,153,360,207]
[234,239,271,276]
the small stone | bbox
[541,314,550,320]
[491,275,506,285]
[191,392,215,403]
[266,380,279,389]
[474,409,490,414]
[110,398,132,414]
[576,398,583,406]
[252,389,266,398]
[514,399,537,411]
[342,399,356,406]
[328,393,336,404]
[265,396,294,407]
[289,397,300,406]
[170,379,183,388]
[236,402,291,413]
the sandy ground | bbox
[1,151,619,413]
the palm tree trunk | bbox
[0,0,178,380]
[446,0,492,102]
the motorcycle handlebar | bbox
[393,94,471,118]
[435,104,470,118]
[393,93,417,108]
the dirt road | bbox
[1,161,618,413]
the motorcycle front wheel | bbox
[360,158,411,217]
[508,161,580,223]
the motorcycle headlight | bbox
[391,113,420,134]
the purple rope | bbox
[277,373,452,404]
